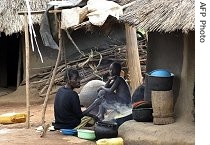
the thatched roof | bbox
[0,0,50,35]
[119,0,195,33]
[0,0,194,35]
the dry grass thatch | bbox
[0,0,194,35]
[119,0,195,33]
[0,0,51,35]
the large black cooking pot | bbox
[132,108,153,122]
[144,71,174,102]
[94,121,118,140]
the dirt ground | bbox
[0,86,96,145]
[0,86,195,145]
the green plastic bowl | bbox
[77,129,96,140]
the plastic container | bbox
[149,69,171,77]
[96,137,124,145]
[77,129,96,140]
[0,113,26,124]
[60,129,77,135]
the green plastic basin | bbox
[77,129,96,140]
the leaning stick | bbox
[40,45,61,124]
[40,123,50,138]
[41,14,62,125]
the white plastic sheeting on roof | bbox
[86,0,123,26]
[61,7,81,29]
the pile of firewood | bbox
[22,39,147,97]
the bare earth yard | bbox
[0,86,96,145]
[0,86,195,145]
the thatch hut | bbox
[120,0,195,122]
[0,0,119,84]
[111,0,195,144]
[0,0,142,95]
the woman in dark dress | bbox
[54,68,84,129]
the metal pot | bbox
[132,108,153,122]
[94,121,118,140]
[114,113,133,126]
[144,73,174,102]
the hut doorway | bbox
[0,32,23,94]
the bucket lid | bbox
[148,69,174,77]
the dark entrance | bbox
[0,32,23,91]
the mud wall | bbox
[146,31,195,122]
[22,22,126,77]
[175,31,195,122]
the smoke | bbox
[103,102,132,121]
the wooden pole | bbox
[24,14,30,128]
[125,23,142,94]
[41,13,62,125]
[18,10,45,129]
